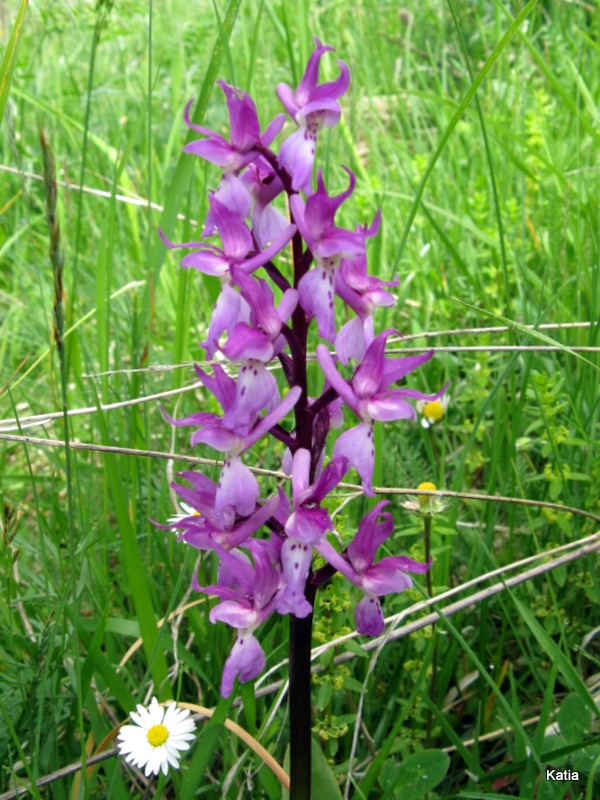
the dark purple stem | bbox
[262,260,292,292]
[308,386,340,417]
[289,584,316,800]
[269,423,296,449]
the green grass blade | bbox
[92,390,171,698]
[452,298,600,373]
[511,595,599,720]
[148,0,243,282]
[0,0,28,130]
[391,0,540,276]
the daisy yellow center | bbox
[417,482,437,509]
[423,400,444,421]
[147,724,169,747]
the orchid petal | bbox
[261,112,287,146]
[314,538,359,586]
[304,455,348,504]
[183,139,237,169]
[221,323,274,362]
[347,501,393,574]
[248,538,281,611]
[209,196,253,260]
[238,223,296,274]
[243,386,301,450]
[216,456,259,516]
[352,329,394,398]
[278,129,316,194]
[252,202,290,251]
[217,81,261,152]
[291,448,311,507]
[367,390,418,422]
[180,249,229,276]
[223,363,279,434]
[298,265,336,341]
[220,634,266,698]
[296,39,335,104]
[276,539,313,618]
[204,174,251,237]
[335,316,367,365]
[361,555,431,596]
[381,350,435,387]
[333,423,375,495]
[285,507,332,543]
[315,344,360,414]
[305,168,355,238]
[210,600,258,629]
[202,284,246,359]
[194,363,237,412]
[191,424,241,451]
[354,595,385,637]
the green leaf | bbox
[385,750,450,800]
[558,694,592,745]
[0,0,28,130]
[311,740,344,799]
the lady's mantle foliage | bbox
[160,38,446,697]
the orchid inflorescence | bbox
[159,38,447,699]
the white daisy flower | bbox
[416,394,451,429]
[117,697,197,777]
[168,503,200,537]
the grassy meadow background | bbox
[1,0,600,797]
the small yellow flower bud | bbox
[417,481,437,509]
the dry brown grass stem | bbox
[395,320,596,343]
[0,164,197,225]
[1,432,599,524]
[386,345,600,353]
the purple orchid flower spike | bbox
[164,381,301,516]
[194,539,282,697]
[317,330,448,494]
[290,168,375,342]
[168,471,281,552]
[316,501,431,636]
[277,38,350,193]
[183,82,285,174]
[276,449,348,618]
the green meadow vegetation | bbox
[1,0,599,797]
